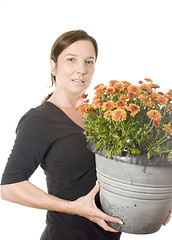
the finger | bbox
[104,224,119,233]
[163,213,171,226]
[96,219,120,233]
[95,208,123,224]
[88,183,100,198]
[87,183,123,224]
[105,215,123,224]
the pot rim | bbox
[87,141,172,167]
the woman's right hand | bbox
[72,183,123,232]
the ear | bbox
[50,59,56,76]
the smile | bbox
[72,79,85,83]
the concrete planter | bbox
[88,142,172,234]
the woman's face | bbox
[52,40,96,95]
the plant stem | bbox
[147,133,169,152]
[145,119,152,129]
[154,133,168,146]
[121,122,127,136]
[144,123,154,135]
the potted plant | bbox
[77,78,172,234]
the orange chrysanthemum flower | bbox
[138,80,144,84]
[80,93,88,98]
[167,105,172,111]
[138,94,147,102]
[111,109,127,121]
[127,92,135,99]
[122,80,131,88]
[76,104,93,115]
[87,106,94,114]
[147,100,156,108]
[102,100,115,111]
[103,110,111,120]
[94,84,107,97]
[76,104,86,114]
[156,94,169,106]
[140,84,152,94]
[163,124,172,135]
[165,94,172,101]
[127,85,140,96]
[168,89,172,95]
[94,91,104,98]
[157,92,163,95]
[138,95,152,106]
[144,78,153,82]
[92,99,103,109]
[109,80,118,87]
[94,83,104,90]
[127,104,140,116]
[147,110,162,121]
[115,100,127,109]
[105,87,115,95]
[153,120,160,128]
[119,95,127,101]
[150,92,158,102]
[149,83,160,89]
[114,81,125,92]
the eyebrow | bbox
[65,54,95,59]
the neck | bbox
[48,88,83,110]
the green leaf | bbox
[105,150,112,158]
[117,140,123,148]
[132,128,142,138]
[147,151,151,159]
[147,149,156,159]
[113,146,122,156]
[96,142,102,150]
[121,136,130,144]
[112,134,120,141]
[136,137,141,144]
[116,148,122,156]
[130,148,141,155]
[86,135,94,141]
[168,150,172,159]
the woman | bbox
[1,30,123,240]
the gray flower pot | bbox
[88,142,172,234]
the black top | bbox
[1,102,121,240]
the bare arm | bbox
[1,181,72,213]
[1,181,123,232]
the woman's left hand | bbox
[71,183,123,232]
[163,210,172,226]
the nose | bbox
[76,61,87,75]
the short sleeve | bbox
[1,108,50,185]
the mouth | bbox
[72,79,85,84]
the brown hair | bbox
[43,30,98,102]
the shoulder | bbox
[17,106,43,127]
[16,103,50,134]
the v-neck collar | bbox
[44,101,85,131]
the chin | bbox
[71,86,88,95]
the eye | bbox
[67,57,75,62]
[87,60,95,65]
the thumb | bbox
[88,182,100,198]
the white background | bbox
[0,0,171,239]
